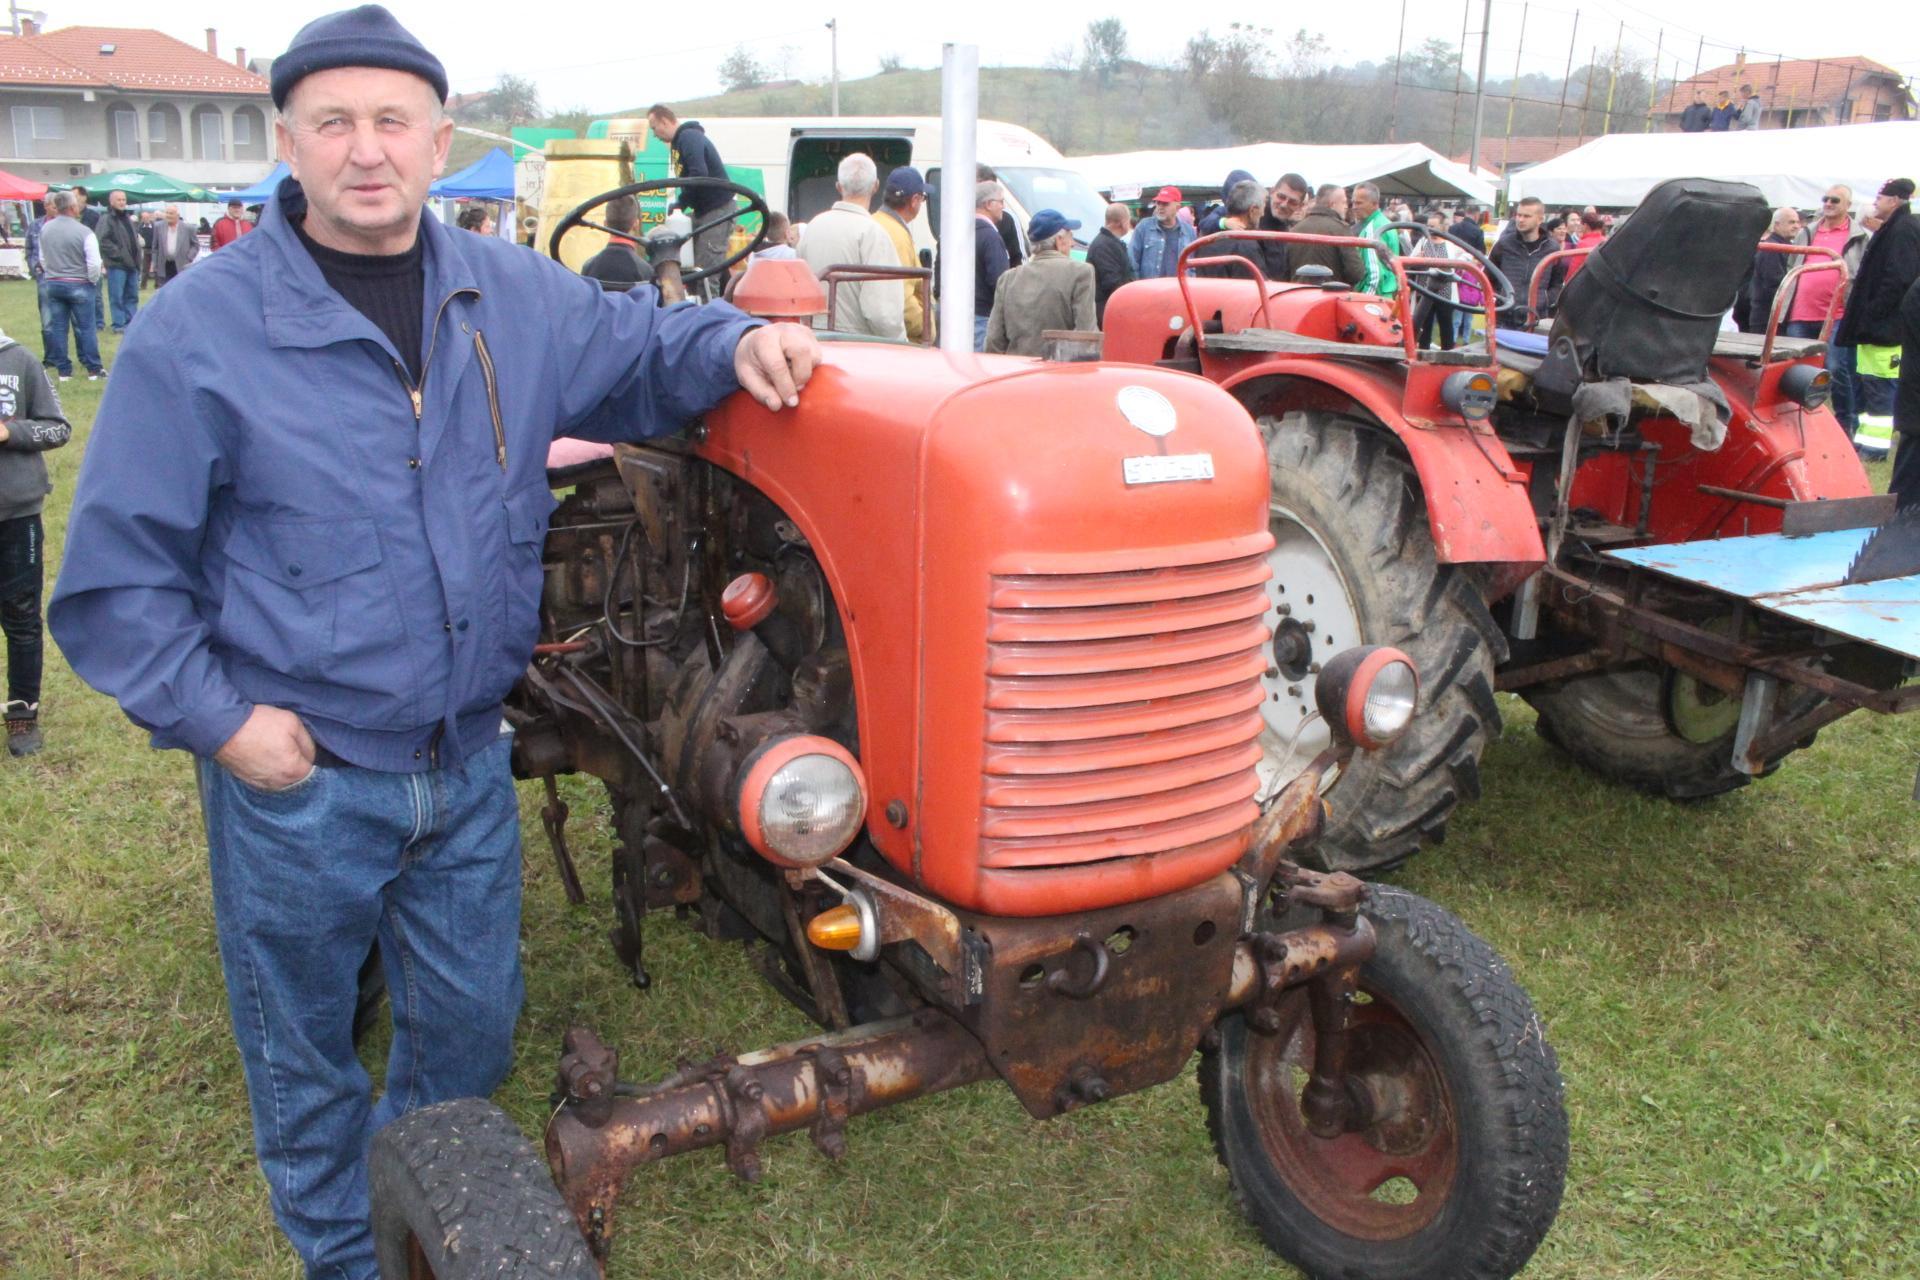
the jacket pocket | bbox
[218,516,383,681]
[495,482,558,684]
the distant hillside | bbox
[621,66,1156,156]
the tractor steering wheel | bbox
[1382,220,1514,317]
[548,176,770,285]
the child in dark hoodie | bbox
[0,326,72,755]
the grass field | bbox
[1,274,1916,1279]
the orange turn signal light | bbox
[807,904,865,951]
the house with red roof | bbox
[0,21,274,188]
[1654,55,1914,131]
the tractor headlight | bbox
[1780,363,1831,411]
[736,736,868,868]
[1441,370,1498,422]
[1315,646,1421,751]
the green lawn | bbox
[1,275,1915,1278]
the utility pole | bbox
[1552,9,1581,147]
[1389,0,1408,142]
[827,18,840,116]
[1501,3,1528,172]
[1467,0,1493,177]
[1600,19,1623,133]
[1643,30,1662,131]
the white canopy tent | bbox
[1507,121,1920,208]
[1075,142,1497,206]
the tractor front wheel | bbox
[370,1097,598,1280]
[1201,886,1568,1280]
[1258,412,1506,874]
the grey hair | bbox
[1105,201,1131,228]
[1226,179,1264,218]
[48,190,74,214]
[1772,206,1800,232]
[975,180,1005,209]
[837,152,878,198]
[1353,181,1382,204]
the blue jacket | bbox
[1129,216,1195,280]
[49,179,758,772]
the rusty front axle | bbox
[546,907,1375,1261]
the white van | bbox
[594,115,1107,254]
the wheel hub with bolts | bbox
[1258,505,1364,800]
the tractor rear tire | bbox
[369,1097,598,1280]
[1524,665,1819,799]
[1260,412,1506,875]
[1200,885,1568,1280]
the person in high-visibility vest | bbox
[1856,342,1899,460]
[1894,275,1920,509]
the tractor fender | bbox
[1218,363,1546,576]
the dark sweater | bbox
[295,219,425,380]
[0,335,73,521]
[580,238,655,289]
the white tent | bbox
[1508,121,1920,208]
[1075,142,1497,206]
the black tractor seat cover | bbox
[1537,178,1771,398]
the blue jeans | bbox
[198,732,525,1280]
[973,313,990,352]
[106,266,139,331]
[41,279,101,375]
[96,275,107,331]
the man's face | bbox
[1272,183,1307,221]
[1351,187,1378,220]
[1821,188,1850,222]
[1873,191,1904,219]
[1778,210,1803,237]
[164,207,179,225]
[228,203,244,219]
[1325,188,1348,218]
[277,67,451,255]
[648,114,674,143]
[1512,204,1541,235]
[904,192,926,220]
[108,190,126,211]
[1153,198,1177,224]
[982,195,1006,223]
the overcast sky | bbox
[36,0,1920,122]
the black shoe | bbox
[5,701,42,757]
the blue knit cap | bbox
[271,5,449,109]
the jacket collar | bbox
[257,176,482,353]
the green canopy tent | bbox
[54,168,215,203]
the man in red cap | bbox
[1129,185,1194,279]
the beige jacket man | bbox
[796,152,907,340]
[985,221,1095,356]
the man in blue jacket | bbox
[648,103,735,287]
[48,9,817,1279]
[1130,186,1194,279]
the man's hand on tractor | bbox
[216,705,317,791]
[734,323,819,411]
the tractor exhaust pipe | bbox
[938,44,979,355]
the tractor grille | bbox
[980,548,1273,872]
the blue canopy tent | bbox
[430,149,514,200]
[222,162,289,203]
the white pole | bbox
[939,43,978,355]
[828,19,840,117]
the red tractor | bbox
[362,180,1569,1280]
[1101,177,1918,874]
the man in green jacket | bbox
[1352,181,1401,298]
[986,209,1096,356]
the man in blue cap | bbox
[877,164,931,342]
[985,208,1096,355]
[48,7,818,1276]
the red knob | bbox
[721,572,777,631]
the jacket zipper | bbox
[473,330,506,471]
[390,287,481,424]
